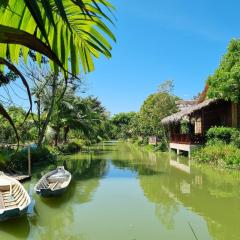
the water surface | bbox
[1,143,240,240]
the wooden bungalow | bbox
[161,98,240,155]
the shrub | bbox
[231,130,240,148]
[206,127,238,145]
[59,141,82,154]
[192,143,240,168]
[180,120,190,134]
[155,142,168,152]
[10,146,56,170]
[0,147,13,169]
[134,137,143,146]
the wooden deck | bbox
[170,142,201,157]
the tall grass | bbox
[192,143,240,169]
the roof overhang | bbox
[161,99,218,125]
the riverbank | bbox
[0,140,110,172]
[131,138,240,170]
[192,143,240,170]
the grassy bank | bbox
[192,143,240,169]
[191,127,240,170]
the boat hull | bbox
[0,206,28,221]
[36,186,68,198]
[34,167,71,198]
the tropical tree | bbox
[0,0,115,143]
[46,93,109,146]
[31,72,64,146]
[71,96,108,143]
[207,39,240,102]
[137,81,179,144]
[0,106,36,144]
[111,112,137,140]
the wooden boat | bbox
[34,166,71,197]
[0,172,31,221]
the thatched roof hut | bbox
[161,99,217,125]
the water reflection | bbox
[27,157,108,239]
[107,144,240,240]
[1,143,240,239]
[170,154,191,174]
[0,216,30,238]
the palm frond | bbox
[0,0,115,75]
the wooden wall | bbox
[200,101,234,134]
[169,100,240,138]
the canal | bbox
[1,142,240,239]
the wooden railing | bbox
[170,134,203,145]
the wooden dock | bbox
[3,165,31,183]
[6,174,31,182]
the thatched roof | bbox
[161,99,217,125]
[175,100,198,111]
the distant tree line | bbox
[110,80,179,150]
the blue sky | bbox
[1,1,239,115]
[84,0,240,114]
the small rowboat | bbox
[0,172,31,221]
[34,166,71,197]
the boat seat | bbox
[4,202,18,208]
[0,192,5,209]
[50,181,59,190]
[3,184,20,197]
[39,178,49,189]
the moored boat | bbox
[34,166,71,197]
[0,172,31,221]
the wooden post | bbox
[28,146,31,177]
[177,149,180,155]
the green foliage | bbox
[0,106,37,144]
[110,81,179,151]
[193,127,240,169]
[155,142,168,152]
[10,146,56,170]
[206,127,237,145]
[137,82,178,142]
[59,141,82,154]
[0,0,115,75]
[65,96,110,144]
[0,146,13,168]
[0,0,116,147]
[231,130,240,148]
[207,39,240,102]
[111,112,137,140]
[192,143,240,168]
[180,120,190,134]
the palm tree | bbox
[0,0,115,74]
[0,0,115,144]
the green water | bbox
[1,143,240,240]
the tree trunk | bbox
[37,75,57,147]
[53,127,60,147]
[63,126,70,143]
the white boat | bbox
[34,166,71,197]
[0,172,31,221]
